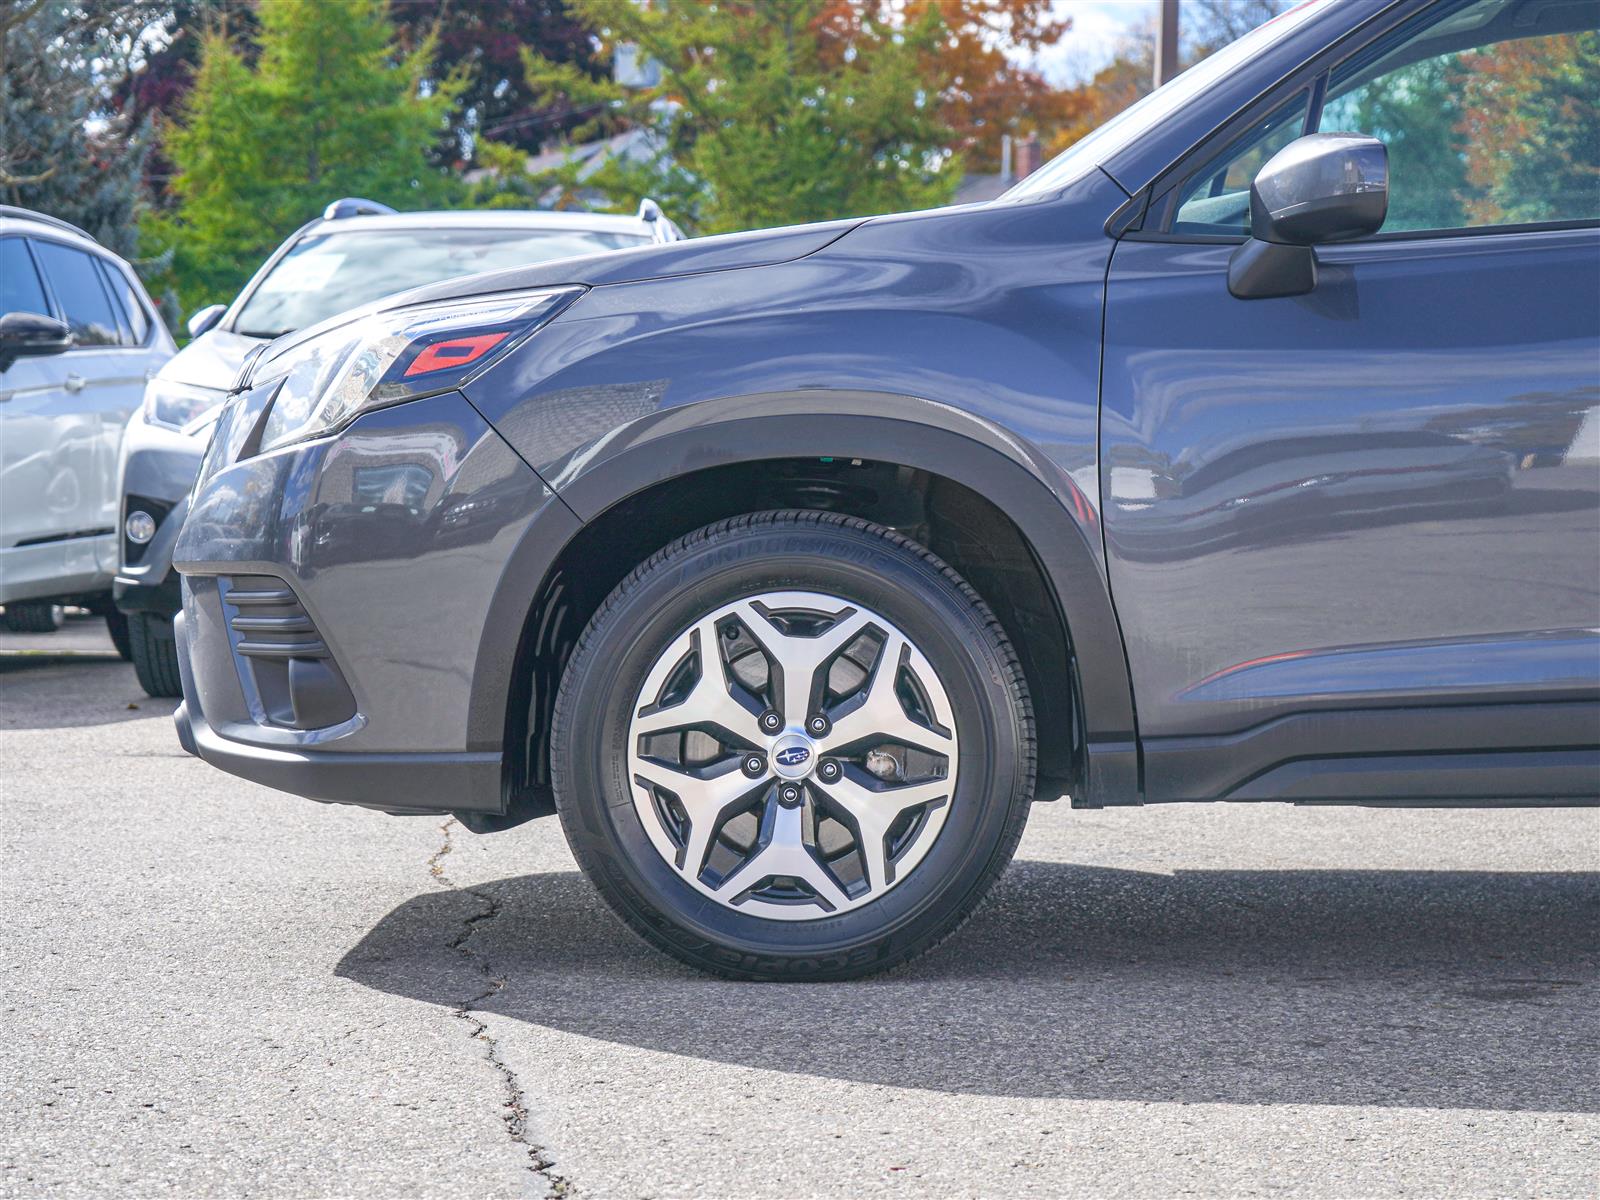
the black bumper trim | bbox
[114,570,182,617]
[173,698,504,814]
[173,611,503,815]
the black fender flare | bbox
[468,393,1139,805]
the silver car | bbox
[0,206,175,647]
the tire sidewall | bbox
[555,519,1028,977]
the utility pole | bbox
[1155,0,1181,88]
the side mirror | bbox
[0,312,73,372]
[187,304,226,339]
[1228,133,1388,300]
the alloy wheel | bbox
[626,590,959,920]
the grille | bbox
[222,574,354,730]
[225,575,327,660]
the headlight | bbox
[143,377,225,431]
[252,287,581,454]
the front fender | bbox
[464,399,1137,803]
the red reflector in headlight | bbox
[403,331,510,377]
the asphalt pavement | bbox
[3,617,1597,1198]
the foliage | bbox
[816,0,1087,171]
[110,2,254,212]
[520,0,960,235]
[388,0,604,164]
[145,0,466,314]
[0,1,159,257]
[1458,31,1600,225]
[1323,54,1469,232]
[1047,0,1291,156]
[1183,0,1291,56]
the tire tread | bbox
[130,612,183,698]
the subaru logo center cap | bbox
[771,735,814,779]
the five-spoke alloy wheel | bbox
[552,512,1035,980]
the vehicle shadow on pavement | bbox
[337,860,1599,1112]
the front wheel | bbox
[3,602,64,633]
[551,511,1035,981]
[105,608,132,661]
[129,612,183,698]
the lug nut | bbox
[742,754,766,778]
[778,783,803,807]
[806,713,830,737]
[759,710,783,733]
[817,758,841,783]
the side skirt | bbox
[1140,701,1600,806]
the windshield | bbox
[1004,0,1330,199]
[234,225,648,338]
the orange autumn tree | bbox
[814,0,1090,171]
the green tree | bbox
[1322,55,1470,232]
[0,1,157,257]
[520,0,959,234]
[146,0,465,313]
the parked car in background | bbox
[171,0,1598,980]
[118,198,683,696]
[0,207,175,650]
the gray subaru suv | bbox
[172,0,1600,979]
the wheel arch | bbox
[468,397,1139,821]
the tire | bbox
[4,602,64,632]
[129,611,183,698]
[551,511,1035,981]
[105,609,133,661]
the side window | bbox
[30,240,122,347]
[97,259,151,345]
[1172,93,1310,235]
[0,238,51,317]
[1321,7,1600,232]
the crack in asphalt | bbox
[430,818,574,1197]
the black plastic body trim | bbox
[173,612,500,814]
[1143,702,1600,803]
[464,403,1141,808]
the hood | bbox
[158,328,270,391]
[242,216,865,379]
[404,216,863,305]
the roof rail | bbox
[322,197,398,221]
[0,205,94,242]
[638,197,676,244]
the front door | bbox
[1100,0,1600,801]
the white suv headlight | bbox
[143,377,225,431]
[250,288,581,455]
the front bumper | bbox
[115,413,208,619]
[173,610,501,812]
[170,384,562,815]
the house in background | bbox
[953,132,1044,205]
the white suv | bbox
[0,207,175,644]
